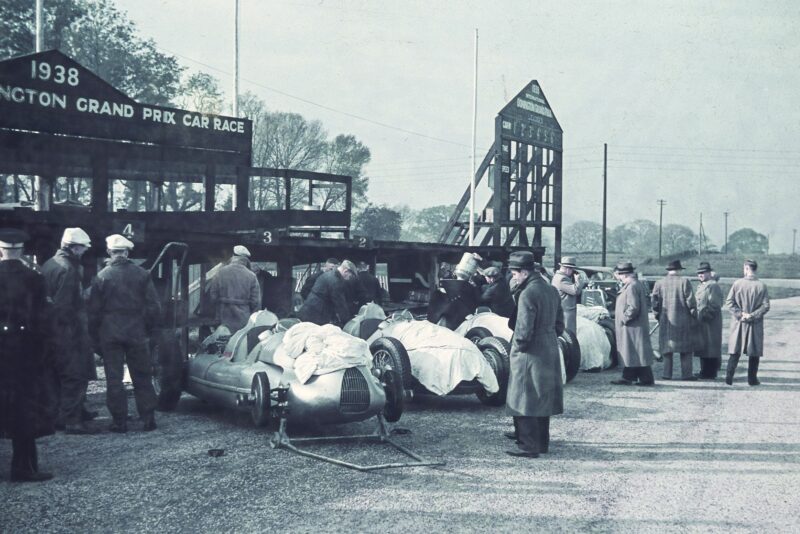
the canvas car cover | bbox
[369,319,499,396]
[576,316,611,370]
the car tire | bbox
[381,369,404,423]
[250,372,271,428]
[465,326,493,345]
[476,336,511,406]
[369,336,413,389]
[560,329,582,383]
[597,318,619,369]
[153,328,184,412]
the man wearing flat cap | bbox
[693,262,724,379]
[610,262,655,386]
[725,259,770,385]
[478,265,515,317]
[651,260,697,380]
[0,229,55,481]
[88,234,161,432]
[208,245,261,332]
[504,251,565,458]
[551,256,585,334]
[41,227,97,434]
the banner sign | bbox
[0,50,251,154]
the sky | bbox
[113,0,800,253]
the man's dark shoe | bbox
[506,450,540,458]
[635,381,655,387]
[142,414,157,432]
[661,376,672,380]
[81,409,99,422]
[725,375,733,385]
[109,421,128,434]
[64,423,98,435]
[610,379,633,386]
[11,470,53,483]
[680,376,698,382]
[54,422,66,431]
[503,432,518,441]
[748,379,761,386]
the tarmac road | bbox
[2,298,799,533]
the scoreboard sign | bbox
[497,80,562,151]
[0,50,251,154]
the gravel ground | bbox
[2,298,799,533]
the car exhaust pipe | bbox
[236,394,254,407]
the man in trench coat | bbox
[651,260,697,380]
[610,262,655,386]
[550,256,585,334]
[0,228,55,482]
[693,262,724,379]
[504,251,565,458]
[725,259,770,385]
[208,245,261,333]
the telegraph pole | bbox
[468,28,478,246]
[724,211,729,254]
[602,143,607,267]
[35,0,44,52]
[233,0,240,117]
[657,199,666,261]
[793,228,797,256]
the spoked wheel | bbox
[476,336,511,406]
[560,329,582,383]
[381,369,404,423]
[250,372,272,427]
[465,326,493,345]
[369,337,413,389]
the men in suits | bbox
[0,228,55,481]
[610,262,655,386]
[725,259,770,386]
[694,262,724,379]
[504,251,565,458]
[651,260,697,380]
[550,256,585,334]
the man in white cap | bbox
[41,228,97,434]
[0,228,55,481]
[208,245,261,332]
[550,256,585,334]
[88,234,161,432]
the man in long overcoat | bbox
[504,251,565,458]
[41,227,96,433]
[208,245,261,333]
[88,235,161,432]
[0,229,54,482]
[693,262,724,379]
[297,260,357,326]
[651,260,697,380]
[725,259,770,385]
[610,262,655,386]
[550,256,585,334]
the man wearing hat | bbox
[298,259,358,327]
[88,234,161,432]
[478,265,515,317]
[41,228,97,434]
[504,251,565,458]
[300,258,340,300]
[551,256,585,334]
[724,259,770,386]
[693,262,724,379]
[0,229,55,481]
[651,260,697,380]
[610,262,656,386]
[208,245,262,333]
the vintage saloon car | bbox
[158,314,404,428]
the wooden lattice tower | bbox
[438,80,563,261]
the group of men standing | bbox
[0,228,161,482]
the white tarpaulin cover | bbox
[269,322,372,384]
[369,319,499,396]
[576,316,612,370]
[576,304,611,322]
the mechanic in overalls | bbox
[208,245,261,333]
[88,234,161,433]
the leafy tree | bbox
[609,219,659,257]
[320,134,370,209]
[661,224,698,255]
[562,220,604,252]
[353,204,402,241]
[176,72,225,114]
[400,204,456,243]
[0,0,183,105]
[726,228,768,255]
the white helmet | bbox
[105,234,134,250]
[61,227,92,247]
[233,245,251,257]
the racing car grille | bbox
[340,368,370,414]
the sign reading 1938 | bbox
[0,50,252,153]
